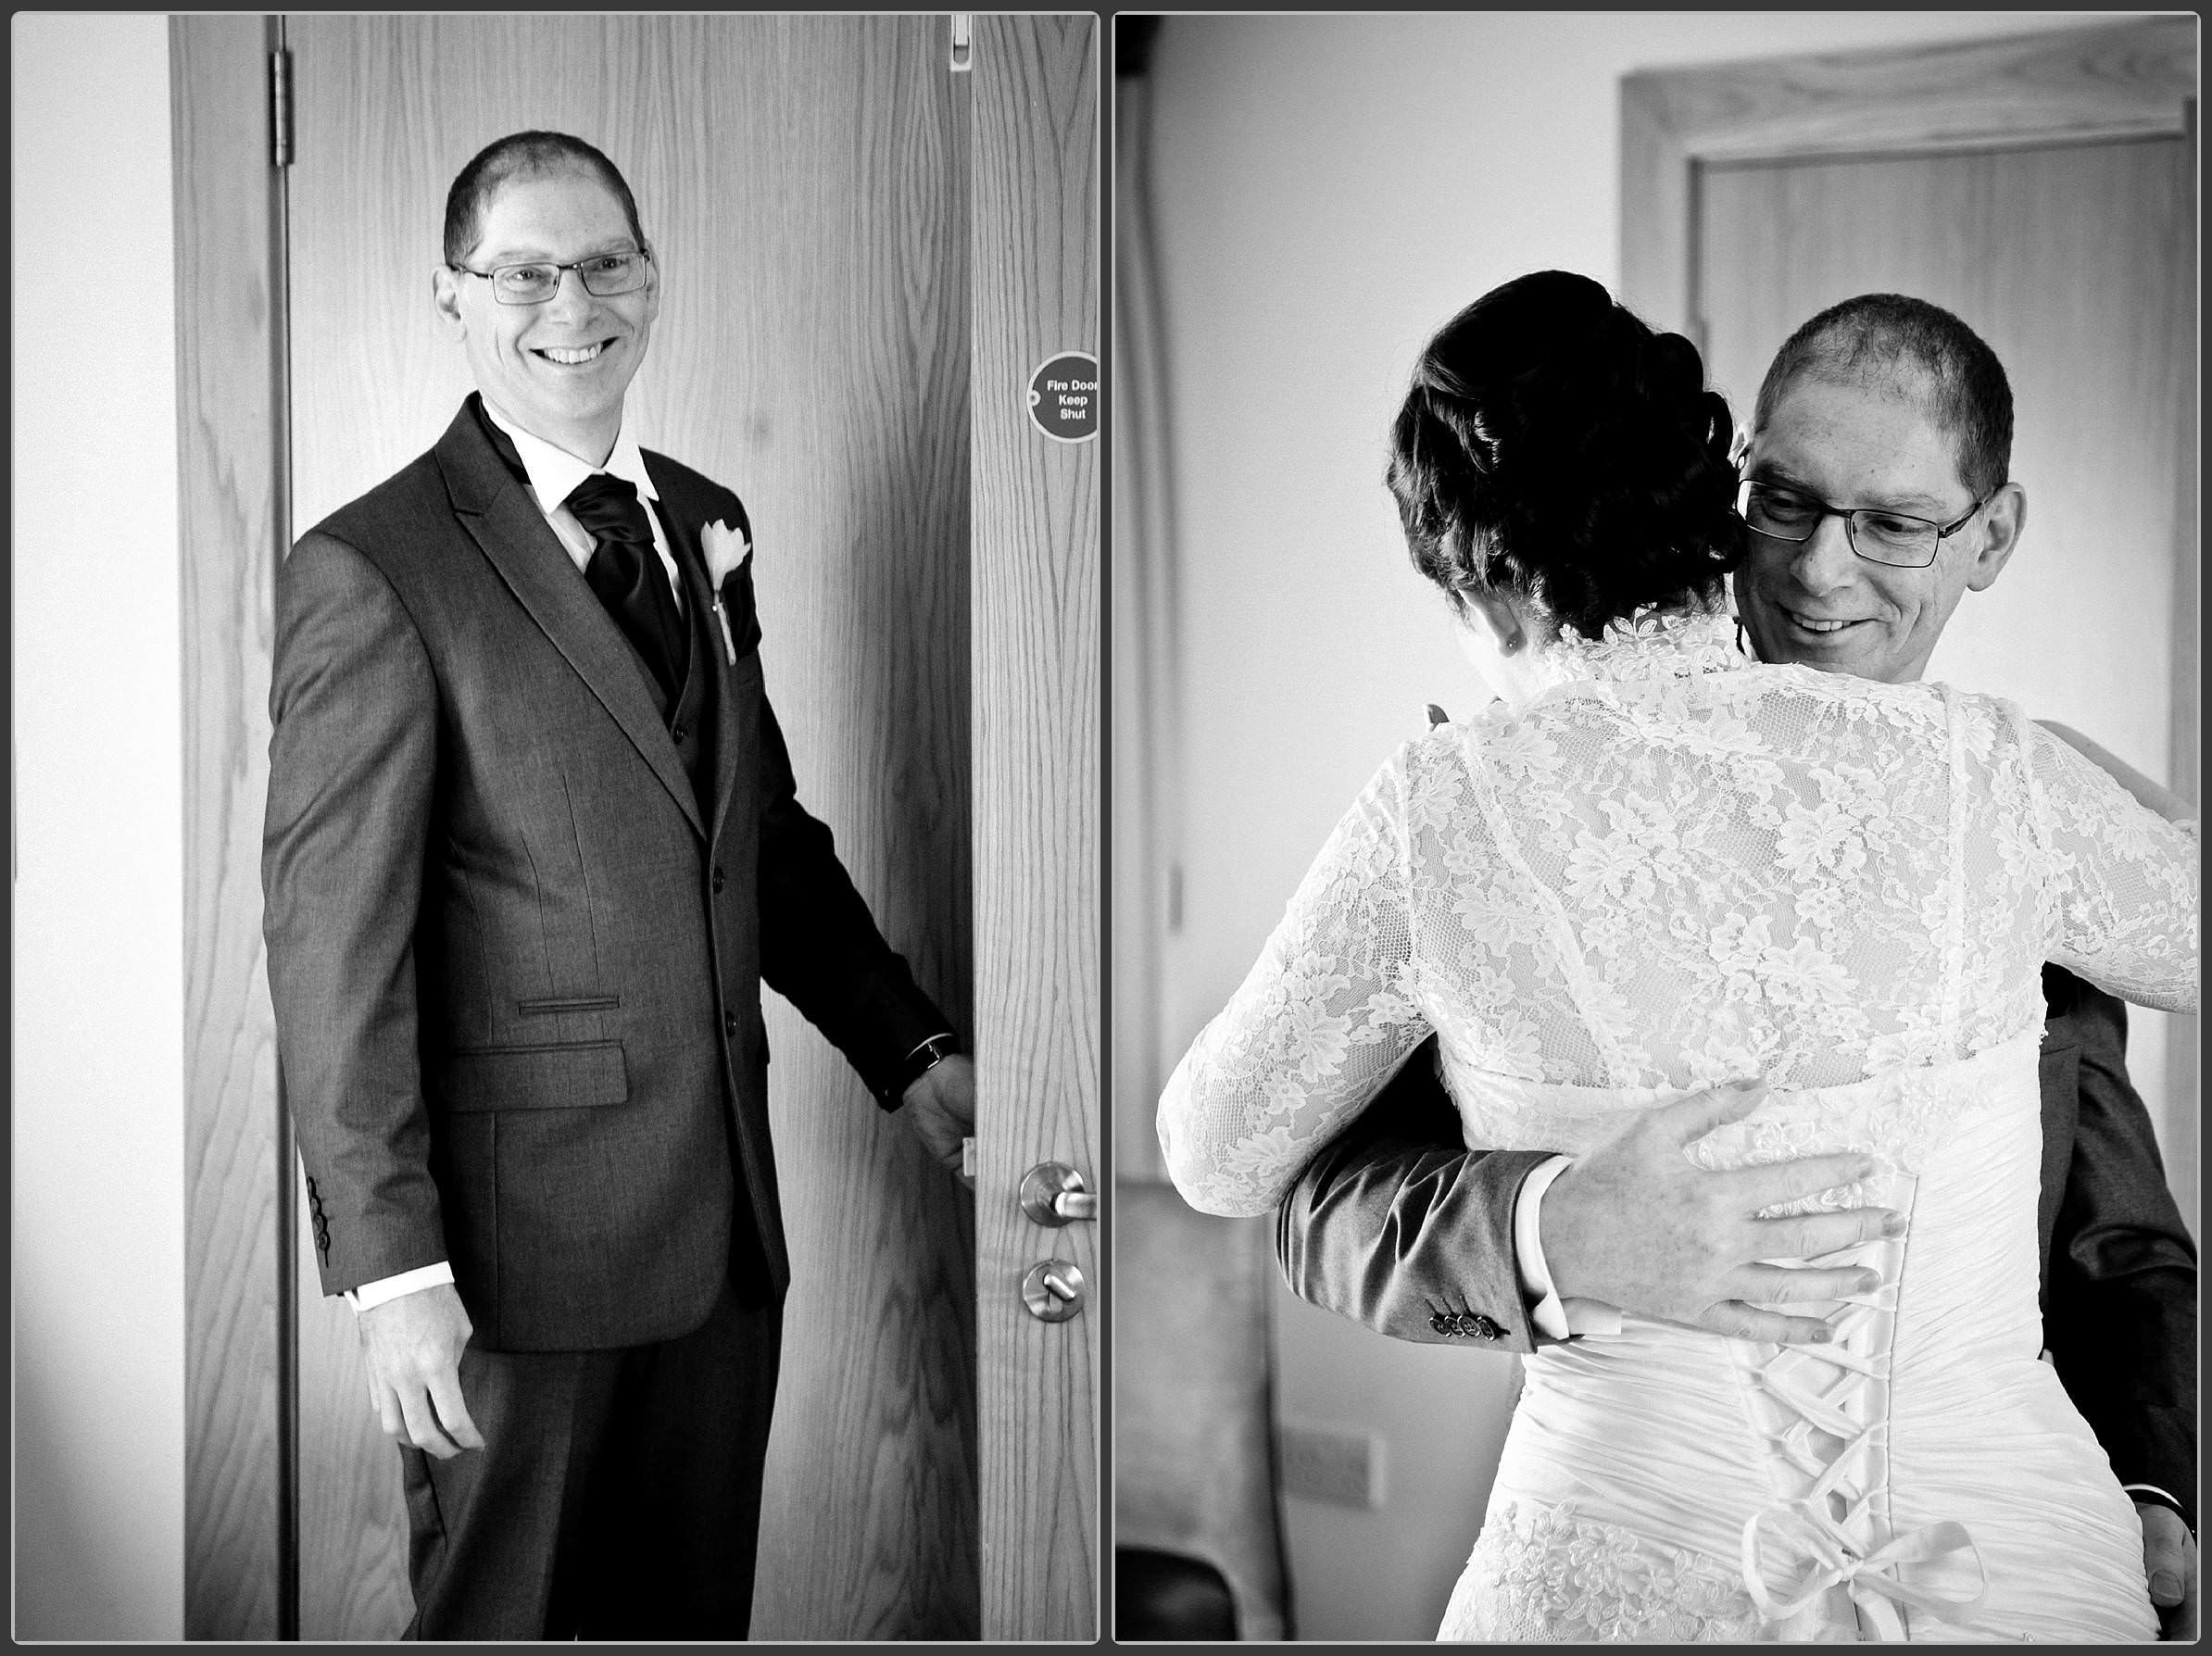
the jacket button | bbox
[723,1010,740,1038]
[672,721,687,743]
[1430,1310,1502,1341]
[711,866,726,894]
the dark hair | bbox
[443,132,647,266]
[1753,294,2011,497]
[1387,270,1742,640]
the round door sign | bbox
[1027,352,1099,443]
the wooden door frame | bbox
[175,13,291,1641]
[1620,18,2196,341]
[1619,14,2199,1219]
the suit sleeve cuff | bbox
[1514,1154,1623,1340]
[344,1260,455,1314]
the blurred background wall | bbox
[13,12,188,1640]
[1112,11,2189,1641]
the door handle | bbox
[1021,1260,1087,1322]
[1019,1161,1098,1225]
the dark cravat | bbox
[564,470,690,713]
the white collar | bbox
[481,397,659,515]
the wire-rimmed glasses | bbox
[1735,478,1988,570]
[446,248,653,306]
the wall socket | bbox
[1278,1421,1385,1510]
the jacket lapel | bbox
[434,404,704,841]
[649,456,747,847]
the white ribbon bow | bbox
[1741,1499,1987,1640]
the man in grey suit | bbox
[263,131,972,1639]
[1276,293,2196,1637]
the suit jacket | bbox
[264,399,949,1351]
[1276,965,2195,1525]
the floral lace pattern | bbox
[1441,1499,1766,1642]
[1159,608,2198,1216]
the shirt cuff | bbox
[343,1261,455,1314]
[1514,1155,1575,1339]
[1514,1154,1623,1340]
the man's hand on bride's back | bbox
[1540,1080,1902,1345]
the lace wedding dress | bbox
[1158,608,2198,1641]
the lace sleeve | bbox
[2030,724,2199,1015]
[1158,750,1433,1216]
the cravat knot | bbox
[564,471,656,548]
[565,471,688,713]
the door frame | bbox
[1620,18,2196,340]
[1618,13,2198,1221]
[174,13,290,1640]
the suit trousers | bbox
[399,1276,783,1640]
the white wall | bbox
[1140,12,2148,1641]
[11,13,186,1640]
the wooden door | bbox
[1624,19,2198,1225]
[968,15,1101,1640]
[280,15,976,1639]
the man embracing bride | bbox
[1160,272,2196,1640]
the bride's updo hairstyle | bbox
[1387,270,1743,640]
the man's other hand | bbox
[1540,1079,1903,1345]
[901,1053,975,1187]
[358,1283,484,1459]
[2140,1501,2199,1640]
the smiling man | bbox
[1275,293,2197,1637]
[262,131,974,1639]
[1732,297,2025,682]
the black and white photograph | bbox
[17,12,1097,1642]
[1114,10,2196,1644]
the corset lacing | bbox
[1733,1180,1987,1638]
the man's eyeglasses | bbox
[1734,478,1988,570]
[446,249,652,307]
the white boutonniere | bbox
[701,519,752,665]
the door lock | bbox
[1019,1161,1098,1226]
[1021,1260,1087,1322]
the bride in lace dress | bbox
[1156,271,2197,1641]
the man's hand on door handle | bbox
[902,1053,976,1188]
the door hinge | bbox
[270,48,294,169]
[950,14,972,73]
